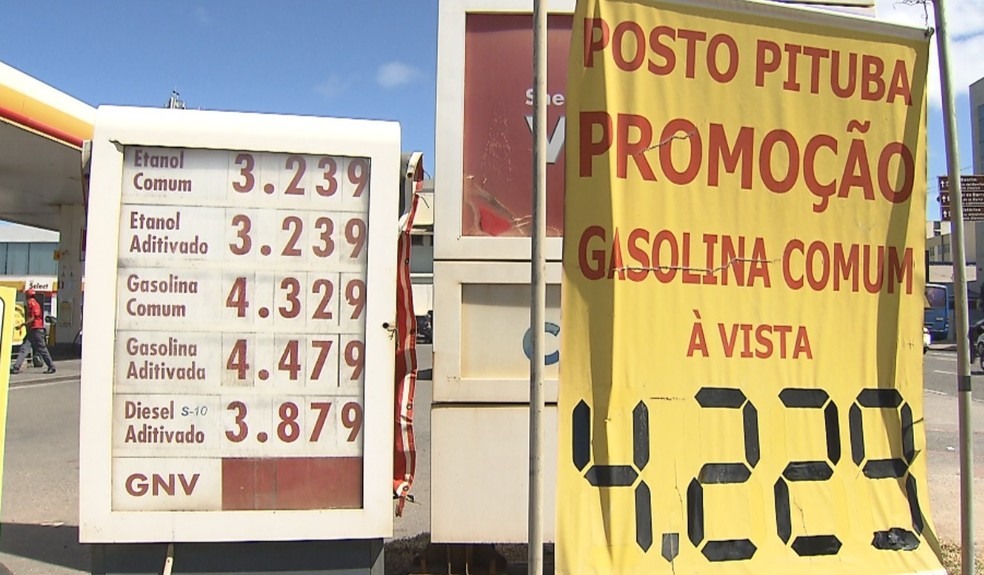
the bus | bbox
[924,283,951,341]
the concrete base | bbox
[91,539,383,575]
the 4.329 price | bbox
[224,273,365,330]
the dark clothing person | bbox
[11,289,54,374]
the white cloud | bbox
[376,62,419,89]
[315,75,353,99]
[874,0,984,106]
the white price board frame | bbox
[80,106,399,543]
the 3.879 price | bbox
[225,399,363,444]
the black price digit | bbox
[774,388,842,556]
[572,399,653,552]
[687,387,758,562]
[850,388,924,551]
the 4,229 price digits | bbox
[572,386,926,562]
[225,399,363,445]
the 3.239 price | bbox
[232,152,369,202]
[228,212,366,263]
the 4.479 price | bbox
[225,337,364,386]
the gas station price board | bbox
[80,106,398,543]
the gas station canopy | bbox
[0,61,94,230]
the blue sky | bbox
[0,1,439,172]
[1,0,981,220]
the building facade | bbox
[972,77,984,174]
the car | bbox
[971,318,984,351]
[976,331,984,373]
[415,313,432,344]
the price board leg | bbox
[90,539,383,575]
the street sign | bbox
[80,106,399,543]
[938,175,984,221]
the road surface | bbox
[0,349,979,574]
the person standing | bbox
[10,288,55,374]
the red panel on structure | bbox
[221,457,363,510]
[462,13,572,238]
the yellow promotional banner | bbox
[558,1,940,574]
[0,288,16,513]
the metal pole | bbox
[528,0,547,574]
[930,1,975,573]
